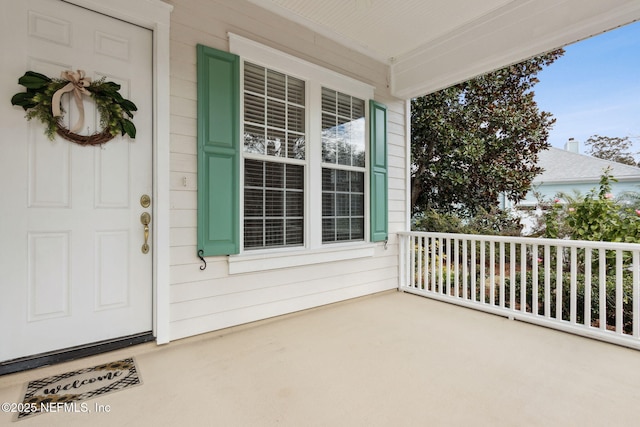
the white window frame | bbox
[228,33,376,273]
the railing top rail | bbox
[398,231,640,251]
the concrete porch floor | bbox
[2,290,640,426]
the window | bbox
[196,36,387,259]
[242,62,306,249]
[321,88,366,242]
[241,61,369,250]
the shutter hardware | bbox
[198,249,207,270]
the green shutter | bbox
[197,45,240,256]
[369,100,388,243]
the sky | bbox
[533,20,640,158]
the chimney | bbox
[564,138,579,153]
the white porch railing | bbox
[399,232,640,350]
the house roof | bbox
[248,0,640,99]
[534,147,640,184]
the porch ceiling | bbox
[249,0,640,98]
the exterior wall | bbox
[167,0,406,340]
[521,180,640,205]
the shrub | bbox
[413,207,522,236]
[504,270,634,333]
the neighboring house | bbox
[2,0,639,372]
[513,140,640,233]
[525,141,640,204]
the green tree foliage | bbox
[411,49,564,217]
[584,134,639,166]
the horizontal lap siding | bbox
[171,248,399,300]
[171,256,399,319]
[168,0,407,341]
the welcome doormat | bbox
[14,358,141,421]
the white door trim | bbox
[63,0,173,344]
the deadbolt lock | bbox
[140,194,151,208]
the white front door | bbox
[0,0,153,361]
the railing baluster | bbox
[556,246,563,321]
[585,249,592,328]
[424,236,429,291]
[419,235,424,290]
[599,249,606,331]
[425,236,430,291]
[400,234,404,287]
[490,241,495,305]
[499,242,505,308]
[421,236,426,290]
[410,236,416,289]
[438,237,444,294]
[616,250,623,334]
[423,236,429,291]
[418,236,424,290]
[520,243,526,313]
[633,251,639,338]
[532,244,539,316]
[446,238,452,296]
[480,241,486,304]
[454,238,460,298]
[544,245,550,318]
[570,247,577,325]
[471,240,477,302]
[462,239,468,300]
[416,235,421,290]
[510,242,516,310]
[431,237,437,292]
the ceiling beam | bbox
[391,0,640,99]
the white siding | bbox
[168,0,407,340]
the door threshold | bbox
[0,332,155,376]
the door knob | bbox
[140,212,151,254]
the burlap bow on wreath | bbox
[11,70,137,146]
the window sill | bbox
[228,243,376,274]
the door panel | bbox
[0,0,153,361]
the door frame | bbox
[64,0,173,344]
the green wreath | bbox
[11,70,137,146]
